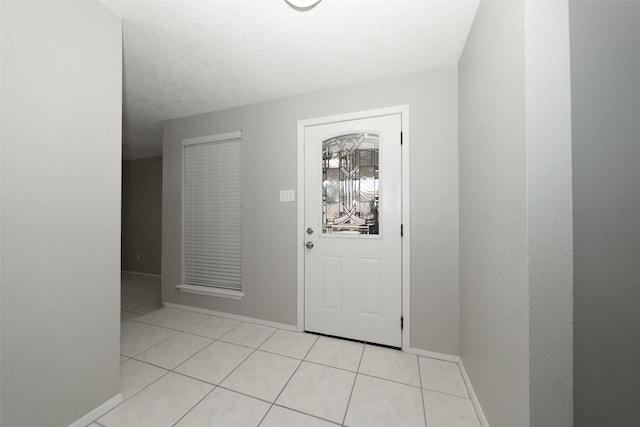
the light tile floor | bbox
[101,273,482,427]
[120,272,163,321]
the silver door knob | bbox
[306,241,314,249]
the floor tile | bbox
[359,345,420,386]
[120,323,178,357]
[127,298,162,315]
[136,308,208,331]
[120,320,147,337]
[423,390,481,427]
[155,310,209,331]
[259,330,318,359]
[184,316,241,339]
[344,374,425,427]
[116,274,478,427]
[135,332,212,370]
[98,372,212,427]
[219,322,276,348]
[221,350,300,402]
[277,361,355,424]
[121,311,140,322]
[418,357,468,397]
[120,294,162,314]
[304,336,364,371]
[121,273,161,298]
[134,307,178,324]
[261,406,339,427]
[175,388,269,427]
[120,359,167,400]
[174,340,253,384]
[121,295,154,311]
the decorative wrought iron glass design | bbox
[322,132,379,235]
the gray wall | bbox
[0,2,122,426]
[163,68,460,354]
[525,2,574,426]
[458,1,530,425]
[122,157,163,275]
[459,1,574,426]
[570,2,640,426]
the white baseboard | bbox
[163,302,298,332]
[68,393,122,427]
[458,361,490,427]
[121,270,161,278]
[406,347,461,363]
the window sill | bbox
[177,284,244,300]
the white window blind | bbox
[183,135,242,291]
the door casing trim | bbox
[296,105,411,350]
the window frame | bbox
[178,130,244,300]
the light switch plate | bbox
[280,190,295,202]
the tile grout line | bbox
[270,346,304,405]
[340,343,366,426]
[270,403,343,426]
[202,326,267,386]
[93,370,172,424]
[253,326,306,427]
[417,356,429,427]
[255,403,274,427]
[456,361,483,425]
[133,325,278,426]
[257,330,322,426]
[185,318,244,341]
[123,315,243,360]
[141,335,218,374]
[355,370,423,389]
[170,385,218,427]
[421,385,474,400]
[171,322,256,381]
[118,319,255,423]
[132,335,213,369]
[122,327,181,359]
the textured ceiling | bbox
[101,0,480,160]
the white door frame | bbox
[296,105,411,350]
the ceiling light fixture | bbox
[285,0,322,10]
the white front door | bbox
[304,113,402,347]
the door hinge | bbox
[400,224,404,237]
[401,316,404,330]
[400,131,403,145]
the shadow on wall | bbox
[122,156,163,275]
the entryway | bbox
[297,107,409,348]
